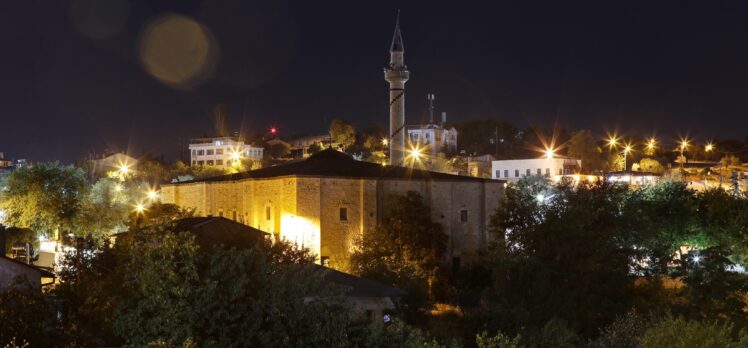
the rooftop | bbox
[172,149,496,184]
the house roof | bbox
[115,217,270,250]
[0,256,56,278]
[173,149,494,184]
[316,265,406,298]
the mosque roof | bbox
[175,149,496,184]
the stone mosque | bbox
[161,15,504,271]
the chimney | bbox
[441,112,447,125]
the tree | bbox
[329,118,356,149]
[75,178,129,239]
[267,142,291,159]
[484,178,636,337]
[128,202,194,229]
[308,142,324,155]
[0,162,89,236]
[640,317,746,348]
[453,119,519,158]
[637,157,663,173]
[566,130,604,173]
[0,280,65,347]
[427,154,454,174]
[350,191,447,318]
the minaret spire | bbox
[390,10,404,52]
[384,11,410,165]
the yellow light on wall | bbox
[280,214,321,261]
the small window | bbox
[515,169,519,178]
[265,206,271,221]
[559,168,562,176]
[546,168,550,176]
[198,150,205,156]
[537,168,542,175]
[504,170,509,178]
[495,170,500,178]
[192,160,196,165]
[460,209,468,222]
[339,207,348,221]
[218,210,224,217]
[232,211,237,221]
[216,148,224,155]
[526,169,531,176]
[197,160,204,165]
[207,149,214,155]
[207,160,214,165]
[216,159,223,165]
[191,149,196,155]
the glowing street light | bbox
[623,144,633,172]
[408,146,422,161]
[705,143,714,152]
[114,184,123,192]
[147,189,158,201]
[134,203,146,214]
[607,136,619,150]
[679,138,689,170]
[382,138,389,146]
[646,137,657,151]
[544,147,555,159]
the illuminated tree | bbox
[0,162,88,236]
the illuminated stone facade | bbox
[161,150,504,271]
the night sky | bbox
[3,0,748,163]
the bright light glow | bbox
[623,144,633,154]
[692,254,702,264]
[280,214,321,261]
[406,144,425,165]
[607,136,619,149]
[382,138,389,146]
[535,193,545,203]
[705,143,714,152]
[118,163,130,175]
[114,184,123,192]
[230,151,241,161]
[680,138,689,151]
[147,190,158,201]
[646,138,656,150]
[270,127,277,134]
[134,203,146,213]
[544,147,555,159]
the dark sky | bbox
[3,0,748,163]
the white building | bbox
[406,112,458,155]
[492,158,582,182]
[189,136,263,167]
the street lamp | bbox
[134,203,146,214]
[382,138,389,146]
[679,138,689,170]
[623,144,633,172]
[705,143,714,153]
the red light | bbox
[270,127,277,134]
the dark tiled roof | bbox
[0,256,56,278]
[176,149,494,184]
[170,217,270,249]
[314,265,406,298]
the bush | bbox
[640,316,746,348]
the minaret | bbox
[384,12,410,165]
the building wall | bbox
[492,158,582,181]
[162,175,503,271]
[0,258,41,290]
